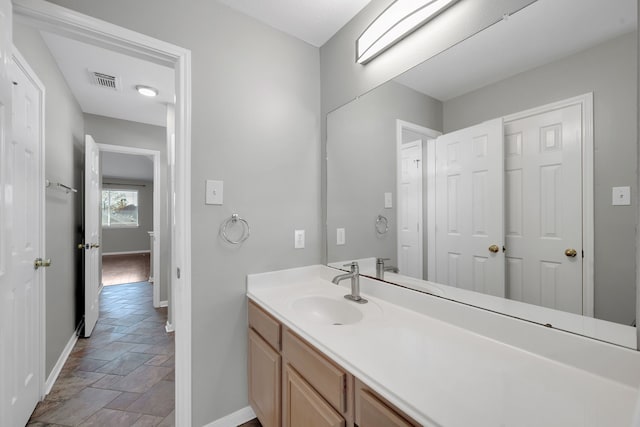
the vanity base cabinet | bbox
[285,364,345,427]
[248,329,281,427]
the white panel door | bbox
[84,135,100,336]
[0,2,13,424]
[397,140,422,278]
[504,105,582,314]
[435,119,504,296]
[2,51,43,425]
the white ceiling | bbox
[102,152,154,181]
[394,0,637,101]
[216,0,372,47]
[41,31,175,127]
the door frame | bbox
[13,0,193,423]
[503,93,594,316]
[12,46,47,401]
[97,143,162,308]
[395,120,441,280]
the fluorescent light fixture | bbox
[357,0,460,64]
[136,85,158,97]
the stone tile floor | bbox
[28,282,175,427]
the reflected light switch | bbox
[336,228,345,246]
[384,192,392,208]
[612,186,631,206]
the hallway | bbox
[28,282,175,426]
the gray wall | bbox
[14,22,85,377]
[47,1,322,424]
[101,178,153,254]
[84,114,169,302]
[443,32,637,324]
[327,81,441,267]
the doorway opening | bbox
[14,0,192,424]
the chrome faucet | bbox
[331,262,368,304]
[376,257,399,279]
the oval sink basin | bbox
[292,296,364,325]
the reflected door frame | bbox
[503,93,594,316]
[395,120,441,281]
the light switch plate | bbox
[612,186,631,206]
[294,230,305,249]
[205,180,223,205]
[384,192,392,208]
[336,228,345,246]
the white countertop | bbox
[247,265,640,427]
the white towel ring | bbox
[221,213,251,244]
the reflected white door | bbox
[84,135,100,336]
[1,50,44,425]
[435,118,504,296]
[504,105,582,314]
[398,140,422,278]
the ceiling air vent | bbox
[89,71,120,91]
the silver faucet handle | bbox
[343,261,359,273]
[376,257,390,264]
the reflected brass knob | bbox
[90,243,100,249]
[488,244,500,254]
[565,248,578,258]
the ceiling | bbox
[41,31,175,127]
[216,0,371,47]
[394,0,637,101]
[102,152,154,181]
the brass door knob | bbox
[34,258,52,269]
[565,248,578,258]
[488,244,500,253]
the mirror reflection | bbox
[327,0,637,348]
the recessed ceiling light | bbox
[136,85,158,97]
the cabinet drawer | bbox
[285,364,345,427]
[283,329,347,413]
[248,300,281,351]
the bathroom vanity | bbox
[247,265,640,427]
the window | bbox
[102,189,139,227]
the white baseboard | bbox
[204,406,256,427]
[159,300,168,307]
[102,250,151,256]
[44,332,78,394]
[165,321,175,333]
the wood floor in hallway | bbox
[28,282,175,426]
[102,253,151,286]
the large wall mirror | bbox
[326,0,638,348]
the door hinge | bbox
[582,250,584,258]
[177,267,181,279]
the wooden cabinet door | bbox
[248,329,281,427]
[285,364,345,427]
[358,389,414,427]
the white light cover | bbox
[357,0,459,64]
[136,85,158,97]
